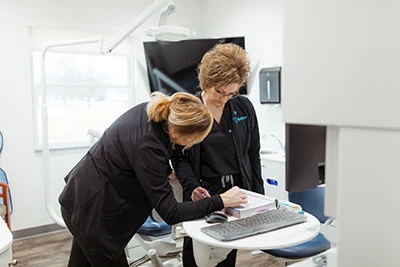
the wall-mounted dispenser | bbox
[259,67,281,104]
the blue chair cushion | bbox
[263,233,331,259]
[137,216,172,237]
[289,187,328,223]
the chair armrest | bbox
[321,217,337,246]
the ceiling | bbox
[7,0,161,29]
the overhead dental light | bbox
[102,0,194,53]
[145,25,195,41]
[145,3,196,41]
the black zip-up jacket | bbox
[58,102,224,261]
[171,96,264,201]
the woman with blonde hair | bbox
[59,91,248,267]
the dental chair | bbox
[0,182,11,230]
[262,186,333,266]
[126,178,185,267]
[127,216,185,267]
[0,131,13,231]
[87,127,184,267]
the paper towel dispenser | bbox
[259,67,281,104]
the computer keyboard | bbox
[200,208,307,241]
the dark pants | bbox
[183,236,237,267]
[61,207,129,267]
[182,175,241,266]
[68,238,128,267]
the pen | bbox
[201,190,210,198]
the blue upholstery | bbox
[137,216,172,237]
[0,168,12,214]
[263,186,331,260]
[266,233,330,259]
[289,187,328,223]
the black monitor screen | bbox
[285,124,326,192]
[143,37,246,96]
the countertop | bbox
[260,150,285,163]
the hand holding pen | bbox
[191,186,211,201]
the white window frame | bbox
[29,27,134,150]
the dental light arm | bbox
[42,0,190,229]
[157,1,175,26]
[102,0,175,54]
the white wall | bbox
[283,1,400,129]
[201,0,285,151]
[0,0,284,232]
[283,1,400,265]
[0,11,77,231]
[0,0,202,232]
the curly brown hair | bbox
[198,43,250,91]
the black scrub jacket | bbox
[58,102,224,261]
[171,95,264,201]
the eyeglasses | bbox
[213,87,239,99]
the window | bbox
[31,51,131,149]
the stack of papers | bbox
[278,200,303,214]
[224,190,278,218]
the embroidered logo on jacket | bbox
[232,111,247,124]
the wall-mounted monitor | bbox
[285,123,326,192]
[143,37,246,96]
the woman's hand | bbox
[168,170,177,180]
[220,186,248,207]
[191,186,211,201]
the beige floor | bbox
[12,230,301,266]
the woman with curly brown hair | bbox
[172,43,264,266]
[59,91,248,267]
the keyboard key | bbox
[200,209,307,241]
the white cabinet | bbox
[260,155,287,201]
[0,247,12,267]
[0,219,12,267]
